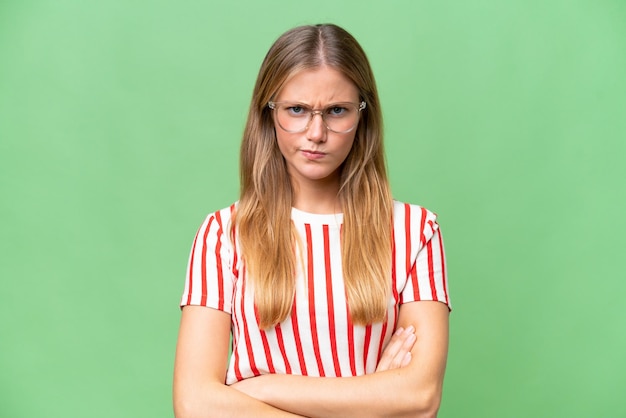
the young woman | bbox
[174,24,451,418]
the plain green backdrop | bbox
[1,1,625,417]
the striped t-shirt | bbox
[181,200,450,385]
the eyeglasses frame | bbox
[267,100,367,134]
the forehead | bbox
[275,66,359,104]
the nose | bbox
[306,113,327,142]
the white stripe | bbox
[182,201,450,385]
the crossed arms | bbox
[173,301,449,418]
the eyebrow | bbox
[276,101,356,107]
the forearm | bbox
[174,380,305,418]
[233,371,441,418]
[174,306,306,418]
[233,302,449,418]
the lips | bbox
[301,149,327,160]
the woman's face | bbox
[272,66,360,190]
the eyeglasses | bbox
[268,101,366,133]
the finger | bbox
[401,351,412,367]
[376,327,406,371]
[402,330,417,352]
[395,327,416,367]
[376,326,415,372]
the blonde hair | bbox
[234,24,393,329]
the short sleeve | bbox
[399,205,451,309]
[180,207,236,313]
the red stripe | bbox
[419,207,427,246]
[404,204,411,280]
[229,204,240,279]
[427,238,437,300]
[233,335,243,381]
[275,324,292,374]
[306,224,325,377]
[415,207,429,301]
[363,324,372,369]
[388,226,399,354]
[410,263,420,300]
[376,316,389,361]
[253,284,276,374]
[258,327,276,374]
[346,313,356,375]
[290,298,308,375]
[200,216,215,306]
[233,267,244,381]
[340,222,358,374]
[391,227,398,300]
[405,205,420,301]
[391,227,399,305]
[323,225,341,376]
[185,225,202,306]
[233,321,243,381]
[214,211,225,311]
[438,230,450,305]
[240,272,260,376]
[231,246,239,279]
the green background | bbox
[1,1,625,417]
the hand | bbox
[375,326,416,372]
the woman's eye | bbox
[327,106,347,117]
[287,106,306,116]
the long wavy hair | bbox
[233,24,393,329]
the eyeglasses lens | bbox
[275,104,360,133]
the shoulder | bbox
[392,200,439,224]
[200,203,238,228]
[192,203,238,243]
[392,200,441,243]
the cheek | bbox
[338,135,356,159]
[275,130,295,157]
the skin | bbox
[173,66,449,418]
[174,305,422,418]
[273,66,359,214]
[230,302,449,418]
[174,306,305,417]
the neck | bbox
[291,177,342,214]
